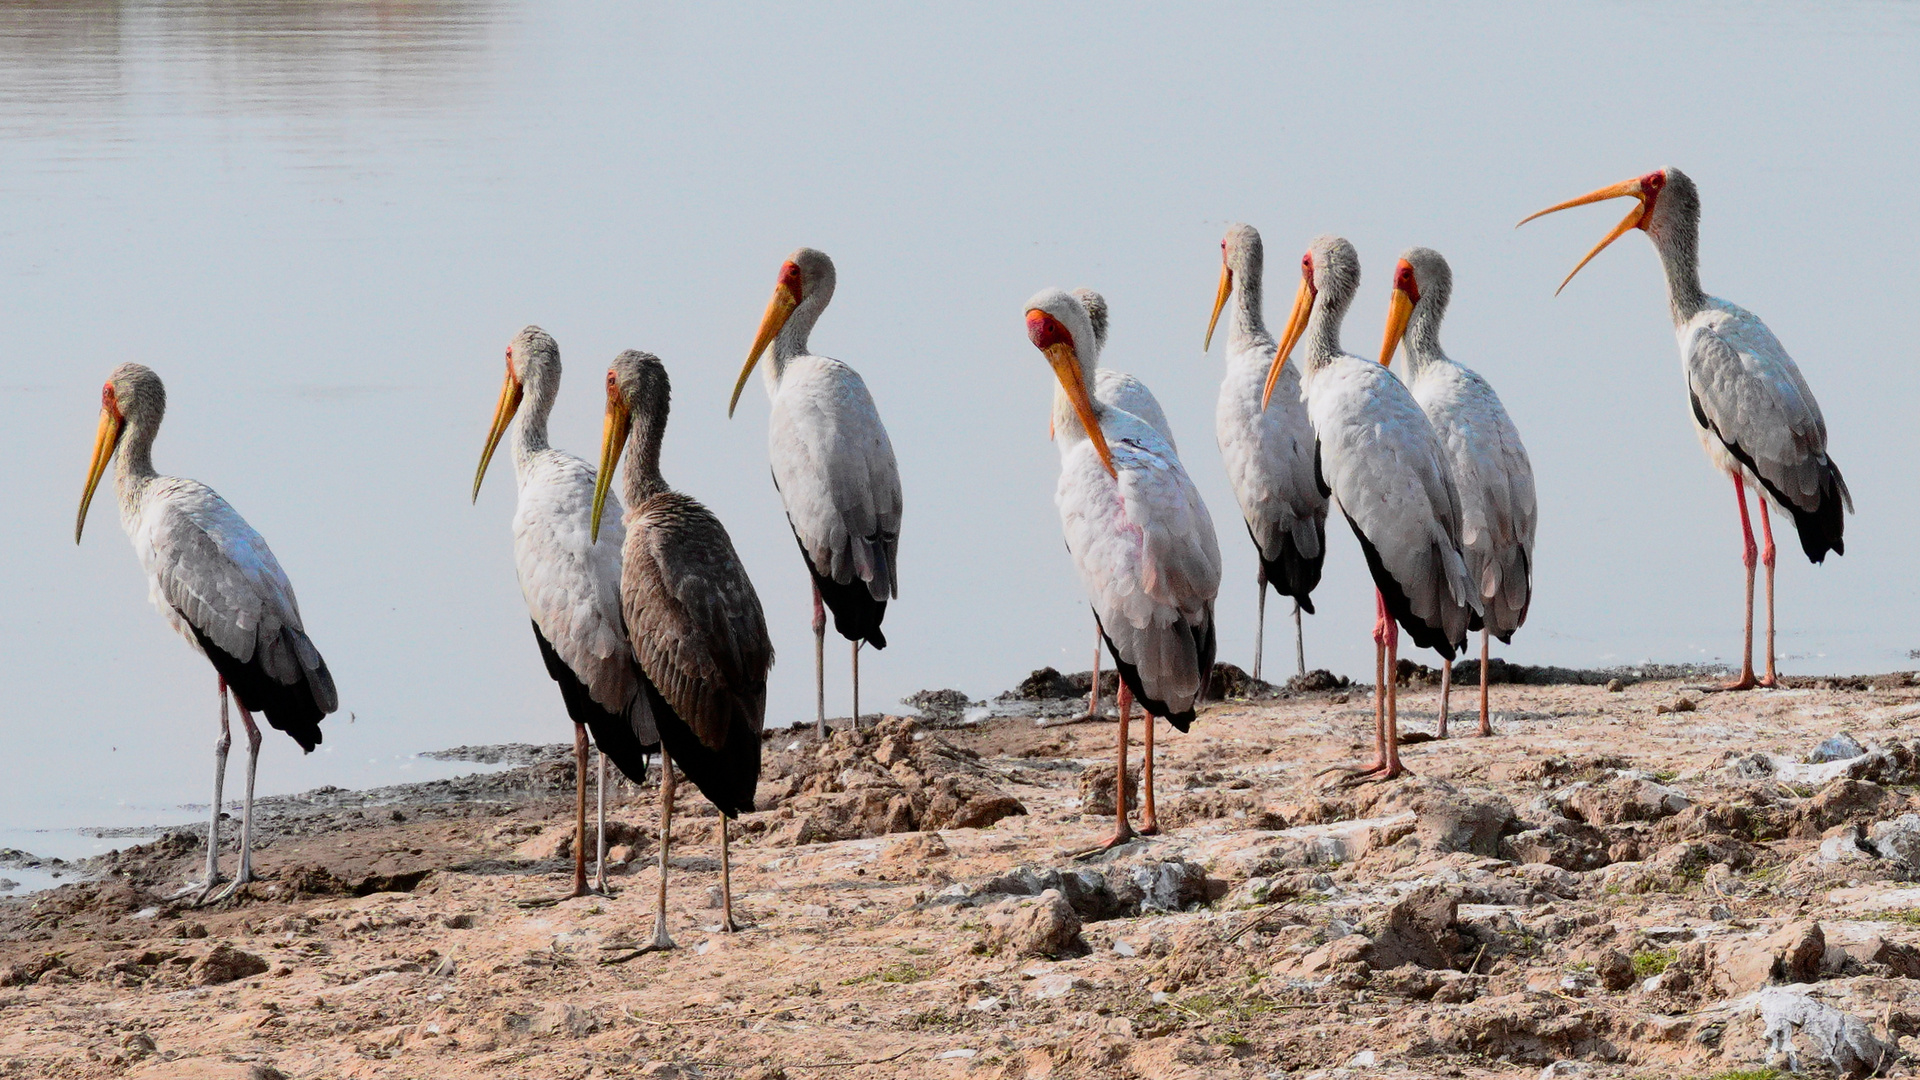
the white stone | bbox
[1346,1050,1378,1067]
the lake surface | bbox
[2,2,1917,838]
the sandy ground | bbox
[6,668,1920,1079]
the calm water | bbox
[3,2,1917,838]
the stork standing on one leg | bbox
[1026,288,1219,847]
[596,350,772,948]
[1378,251,1536,737]
[76,363,337,904]
[1261,238,1476,780]
[1206,224,1328,685]
[1519,168,1850,689]
[473,326,660,896]
[729,249,900,735]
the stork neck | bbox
[622,399,669,506]
[768,290,830,388]
[113,415,160,518]
[1404,304,1447,375]
[1229,263,1272,352]
[513,365,557,464]
[1654,223,1707,326]
[1303,294,1347,371]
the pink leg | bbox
[1723,475,1760,691]
[1366,592,1391,772]
[1379,614,1409,779]
[1087,622,1103,719]
[1099,684,1137,850]
[1139,689,1159,836]
[1757,499,1779,688]
[812,584,826,737]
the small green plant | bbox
[876,962,925,984]
[1631,947,1678,978]
[1863,908,1920,928]
[1651,768,1680,783]
[1700,1068,1783,1080]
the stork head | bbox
[731,247,837,417]
[591,349,670,542]
[77,363,164,544]
[1518,166,1699,293]
[1070,288,1109,353]
[1024,287,1115,478]
[472,325,556,503]
[1379,247,1452,368]
[1205,223,1262,352]
[1263,235,1359,407]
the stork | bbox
[473,325,660,896]
[595,350,773,948]
[1025,288,1220,847]
[1379,250,1537,737]
[729,249,900,735]
[76,363,337,904]
[1261,238,1476,780]
[1205,223,1329,683]
[1520,168,1850,689]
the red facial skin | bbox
[101,382,121,419]
[778,260,804,300]
[1637,169,1667,229]
[1026,309,1073,351]
[605,369,619,402]
[1394,260,1421,303]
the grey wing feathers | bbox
[768,358,902,601]
[142,479,337,713]
[1419,365,1536,639]
[622,493,774,751]
[1094,369,1176,452]
[1686,315,1844,516]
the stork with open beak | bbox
[1379,251,1537,737]
[1262,237,1476,781]
[473,326,660,897]
[1205,223,1329,684]
[595,350,772,947]
[77,364,337,905]
[1519,168,1850,689]
[729,249,901,735]
[1026,288,1220,848]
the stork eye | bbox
[1300,252,1313,279]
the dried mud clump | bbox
[752,716,1026,845]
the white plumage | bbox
[1205,224,1329,680]
[1383,248,1536,736]
[1520,166,1850,688]
[473,326,657,897]
[76,362,336,904]
[1027,287,1219,847]
[731,248,901,733]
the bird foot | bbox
[199,870,255,907]
[1072,826,1139,860]
[573,881,616,900]
[1717,671,1759,691]
[1137,820,1161,837]
[1756,675,1780,689]
[1333,761,1413,787]
[167,875,227,906]
[1476,721,1495,738]
[645,918,676,953]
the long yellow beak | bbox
[1379,280,1416,368]
[1261,278,1314,408]
[729,281,799,418]
[1203,263,1233,352]
[471,368,523,503]
[77,406,124,544]
[1041,340,1116,479]
[589,390,631,544]
[1517,177,1648,295]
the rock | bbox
[1654,696,1695,714]
[1220,813,1415,875]
[1868,813,1920,872]
[529,1001,598,1038]
[443,913,476,929]
[903,688,973,723]
[983,889,1086,959]
[1030,973,1090,999]
[1796,779,1887,837]
[1594,948,1634,991]
[1540,1062,1590,1078]
[1710,921,1824,993]
[247,1067,288,1080]
[1011,667,1080,700]
[1604,679,1625,693]
[189,943,269,986]
[638,1063,685,1079]
[1758,986,1894,1078]
[1502,816,1610,871]
[1819,824,1876,864]
[513,826,575,861]
[1346,1049,1378,1068]
[1364,885,1461,970]
[1285,668,1348,692]
[1409,787,1517,856]
[1557,777,1690,826]
[1120,857,1222,913]
[1809,732,1868,764]
[1078,765,1138,818]
[1207,662,1275,700]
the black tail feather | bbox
[189,625,329,752]
[638,673,762,818]
[1346,513,1459,661]
[1251,519,1324,614]
[1096,610,1216,735]
[791,529,889,648]
[531,621,655,787]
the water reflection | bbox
[0,1,503,136]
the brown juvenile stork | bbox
[593,350,773,949]
[1520,168,1850,689]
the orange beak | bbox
[589,382,631,545]
[1261,277,1314,408]
[472,362,524,503]
[76,404,124,544]
[1031,326,1115,479]
[1517,176,1651,295]
[1379,262,1417,368]
[1203,261,1233,352]
[730,277,800,417]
